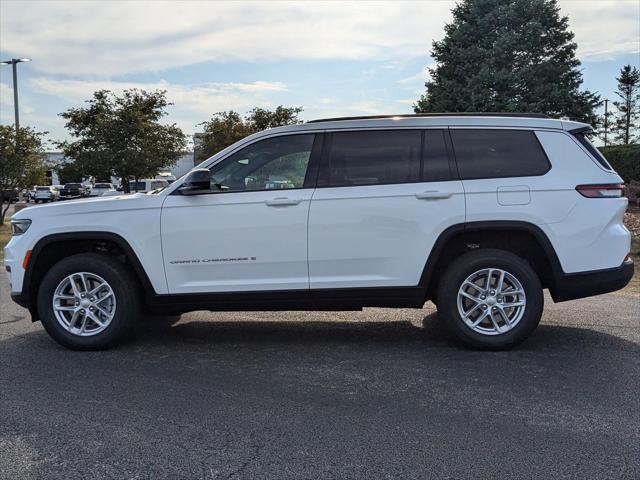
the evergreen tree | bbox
[414,0,600,124]
[611,65,640,145]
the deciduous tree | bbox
[196,106,303,162]
[59,89,187,192]
[0,125,48,224]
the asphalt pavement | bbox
[0,273,638,479]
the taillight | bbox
[575,184,624,198]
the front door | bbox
[161,133,319,294]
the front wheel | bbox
[37,253,140,350]
[437,249,543,350]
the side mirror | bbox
[178,169,211,195]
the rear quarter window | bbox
[450,129,550,180]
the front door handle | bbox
[415,190,453,200]
[265,197,302,207]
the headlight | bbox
[11,219,31,236]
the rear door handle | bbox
[265,197,302,206]
[415,190,453,200]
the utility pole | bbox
[603,98,609,147]
[0,58,31,134]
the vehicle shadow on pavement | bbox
[112,311,640,354]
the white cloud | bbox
[1,1,450,77]
[1,1,636,79]
[29,77,287,117]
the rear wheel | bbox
[37,253,140,350]
[437,249,543,350]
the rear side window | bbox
[450,129,550,179]
[323,130,421,187]
[572,131,612,170]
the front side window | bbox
[322,130,421,187]
[450,129,550,179]
[209,134,315,192]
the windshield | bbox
[36,187,50,191]
[65,183,81,188]
[94,183,111,189]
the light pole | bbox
[0,58,31,134]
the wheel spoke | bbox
[497,271,506,293]
[470,310,489,327]
[489,311,503,333]
[87,311,105,327]
[94,305,112,321]
[78,314,89,334]
[68,310,81,330]
[55,305,77,312]
[464,303,483,319]
[463,281,484,293]
[459,290,480,302]
[501,301,525,308]
[486,269,494,289]
[96,292,114,304]
[89,282,107,296]
[69,275,82,297]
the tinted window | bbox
[423,129,452,182]
[129,181,146,191]
[572,131,612,170]
[324,130,421,187]
[209,134,314,192]
[450,129,550,179]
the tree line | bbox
[1,0,638,226]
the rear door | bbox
[161,133,320,294]
[307,129,465,290]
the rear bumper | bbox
[551,260,634,302]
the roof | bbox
[307,113,550,123]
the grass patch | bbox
[0,221,11,263]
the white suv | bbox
[4,114,633,350]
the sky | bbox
[1,0,639,149]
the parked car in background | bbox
[129,178,169,193]
[33,186,59,203]
[59,183,87,200]
[89,183,116,197]
[156,172,177,184]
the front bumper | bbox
[551,260,634,302]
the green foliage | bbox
[0,125,48,224]
[196,106,303,163]
[611,65,640,145]
[415,0,600,124]
[58,89,187,192]
[598,144,640,182]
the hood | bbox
[11,193,164,221]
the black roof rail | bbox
[307,113,550,123]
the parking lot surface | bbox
[0,273,638,480]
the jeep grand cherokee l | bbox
[4,114,633,350]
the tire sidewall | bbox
[37,253,138,350]
[438,249,543,350]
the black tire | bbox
[436,248,543,350]
[37,253,140,350]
